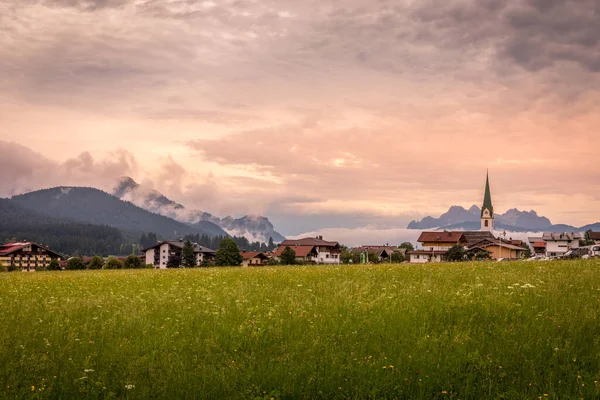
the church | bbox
[480,170,494,232]
[407,171,527,262]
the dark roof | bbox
[461,231,497,247]
[142,241,215,254]
[273,245,316,257]
[481,170,493,217]
[589,232,600,240]
[279,237,339,247]
[351,247,392,258]
[417,231,464,243]
[0,242,65,258]
[532,241,546,248]
[240,252,269,260]
[542,232,582,241]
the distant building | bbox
[589,232,600,244]
[350,246,402,263]
[481,171,494,232]
[407,231,465,263]
[0,241,64,271]
[240,251,269,267]
[542,232,581,257]
[273,236,341,264]
[143,241,215,268]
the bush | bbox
[47,259,61,271]
[145,264,155,269]
[199,259,214,268]
[166,254,181,268]
[87,256,104,270]
[266,258,279,266]
[66,257,85,270]
[104,258,124,270]
[124,255,143,269]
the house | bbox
[143,241,216,268]
[466,239,525,260]
[589,232,600,244]
[542,232,581,257]
[350,246,398,263]
[407,231,465,263]
[273,236,341,264]
[240,251,269,267]
[0,241,65,271]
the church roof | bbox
[481,170,494,217]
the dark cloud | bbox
[0,141,137,197]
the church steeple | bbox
[481,170,494,231]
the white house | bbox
[143,241,216,268]
[273,236,341,264]
[542,232,581,257]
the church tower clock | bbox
[481,171,494,231]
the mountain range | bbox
[113,177,286,243]
[408,205,600,232]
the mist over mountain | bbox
[408,205,594,232]
[11,187,222,239]
[113,177,286,243]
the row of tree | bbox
[44,255,147,271]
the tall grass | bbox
[1,260,600,399]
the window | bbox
[484,220,489,227]
[326,254,330,258]
[414,255,420,259]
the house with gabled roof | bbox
[142,241,216,268]
[240,251,269,267]
[589,232,600,244]
[407,231,466,263]
[273,236,341,264]
[542,232,581,257]
[0,241,65,271]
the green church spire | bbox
[481,170,493,217]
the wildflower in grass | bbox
[441,391,447,394]
[31,386,35,391]
[125,384,135,390]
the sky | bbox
[1,0,599,238]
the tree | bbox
[215,238,243,266]
[398,242,414,252]
[66,257,85,270]
[182,240,197,267]
[104,258,124,269]
[340,250,353,264]
[47,259,61,271]
[522,247,532,259]
[280,246,296,265]
[166,253,182,268]
[268,236,275,250]
[124,255,143,269]
[446,245,466,262]
[367,252,378,264]
[87,256,104,270]
[391,252,405,263]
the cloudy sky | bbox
[1,0,599,236]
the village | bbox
[1,173,600,271]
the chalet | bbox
[531,241,547,256]
[407,231,465,263]
[466,239,525,260]
[542,232,581,257]
[143,241,216,268]
[589,232,600,244]
[0,241,65,271]
[273,236,341,264]
[240,251,269,267]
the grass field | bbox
[2,260,600,399]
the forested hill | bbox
[11,187,223,239]
[0,199,125,256]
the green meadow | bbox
[2,260,600,399]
